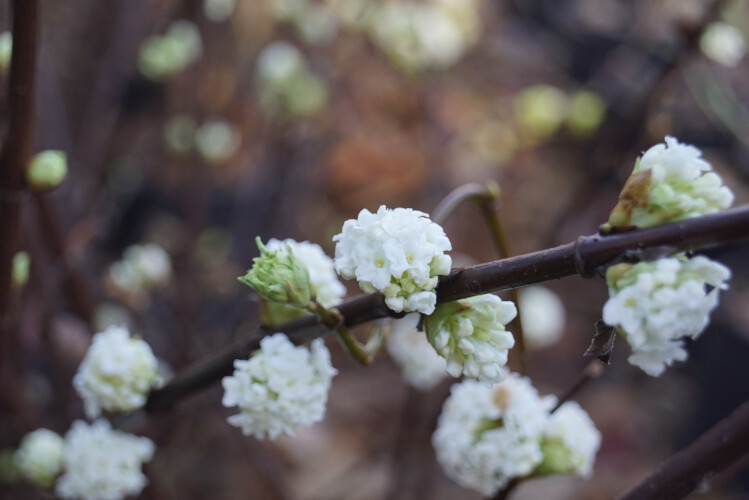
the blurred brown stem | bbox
[146,205,749,412]
[0,0,38,343]
[617,400,749,500]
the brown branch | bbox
[145,205,749,412]
[0,0,38,343]
[616,400,749,500]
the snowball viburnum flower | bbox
[222,333,337,439]
[73,326,161,418]
[426,294,516,384]
[606,136,733,229]
[535,401,601,478]
[333,206,452,315]
[266,239,346,308]
[14,429,64,488]
[386,313,447,391]
[56,420,154,500]
[432,375,554,496]
[603,256,731,376]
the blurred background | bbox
[1,0,749,498]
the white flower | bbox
[432,375,554,496]
[426,294,516,384]
[138,20,202,81]
[537,402,601,478]
[109,243,172,294]
[518,286,565,349]
[266,239,346,308]
[73,326,161,417]
[607,136,734,229]
[222,333,337,439]
[333,205,452,315]
[700,22,746,67]
[56,420,154,500]
[14,429,64,488]
[387,313,447,391]
[603,256,731,376]
[204,0,236,22]
[195,118,241,164]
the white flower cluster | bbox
[108,243,172,296]
[74,326,161,418]
[222,333,337,439]
[386,313,447,391]
[608,136,733,229]
[333,206,452,315]
[14,429,64,488]
[256,41,328,118]
[426,294,516,384]
[138,20,202,81]
[433,375,600,496]
[266,238,346,308]
[603,256,731,376]
[700,22,746,67]
[518,286,565,350]
[538,402,601,478]
[56,420,154,500]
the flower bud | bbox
[14,429,64,489]
[11,251,29,288]
[0,32,11,72]
[239,237,313,308]
[26,150,68,191]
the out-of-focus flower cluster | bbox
[73,326,161,418]
[138,20,202,82]
[426,294,516,384]
[603,256,731,376]
[256,41,328,119]
[164,115,242,165]
[333,205,452,315]
[222,333,338,439]
[387,313,447,391]
[433,375,600,496]
[700,21,746,67]
[107,243,172,302]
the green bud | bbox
[534,438,576,477]
[0,32,12,73]
[26,150,68,191]
[12,251,29,288]
[238,237,313,307]
[566,90,606,137]
[0,448,19,484]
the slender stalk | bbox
[0,0,38,343]
[550,361,604,414]
[616,400,749,500]
[310,301,373,365]
[146,204,749,412]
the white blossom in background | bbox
[109,243,172,295]
[536,402,600,478]
[163,114,198,154]
[333,206,452,315]
[367,0,480,72]
[603,256,731,376]
[138,20,202,81]
[519,286,565,350]
[426,294,516,384]
[204,0,236,22]
[700,22,746,67]
[387,313,447,391]
[14,429,64,488]
[266,239,346,308]
[194,118,242,165]
[222,333,337,439]
[433,375,554,496]
[56,420,154,500]
[73,326,161,417]
[256,41,329,118]
[607,136,734,229]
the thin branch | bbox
[616,400,749,500]
[550,361,604,414]
[0,0,38,342]
[146,205,749,412]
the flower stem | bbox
[309,301,373,365]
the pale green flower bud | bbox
[0,32,12,72]
[239,237,313,308]
[0,447,19,484]
[12,251,29,288]
[26,150,68,191]
[14,429,64,488]
[514,85,569,141]
[566,90,606,137]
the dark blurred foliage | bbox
[1,0,749,498]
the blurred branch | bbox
[146,204,749,412]
[617,400,749,500]
[0,0,38,341]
